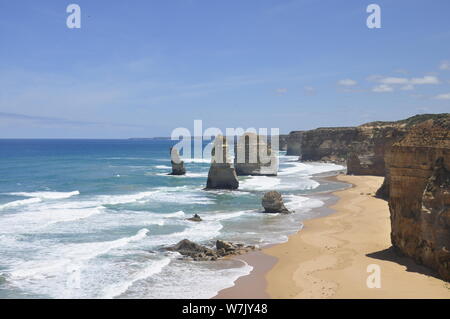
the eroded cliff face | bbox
[388,117,450,281]
[347,125,408,176]
[300,127,358,162]
[285,114,449,179]
[286,131,304,155]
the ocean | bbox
[0,139,345,299]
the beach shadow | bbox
[366,247,442,280]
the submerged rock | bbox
[169,147,186,176]
[187,214,202,222]
[206,136,239,190]
[261,191,291,214]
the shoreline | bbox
[214,173,348,299]
[215,174,450,299]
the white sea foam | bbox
[0,204,104,234]
[182,158,211,164]
[141,259,253,299]
[283,194,324,212]
[8,191,80,200]
[0,197,42,210]
[154,165,171,169]
[9,228,149,280]
[155,172,208,178]
[201,210,250,222]
[239,176,281,191]
[101,257,171,299]
[99,188,213,205]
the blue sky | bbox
[0,0,449,138]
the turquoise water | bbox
[0,139,345,298]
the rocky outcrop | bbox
[347,125,408,176]
[286,131,304,156]
[284,114,448,178]
[206,136,239,189]
[278,135,288,151]
[261,191,291,214]
[301,127,359,163]
[166,239,256,261]
[169,147,186,175]
[234,133,278,176]
[387,116,450,281]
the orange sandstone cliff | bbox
[387,116,450,281]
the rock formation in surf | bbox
[261,191,291,214]
[206,135,239,190]
[387,116,450,281]
[234,133,278,176]
[169,147,186,175]
[166,239,255,261]
[186,214,202,222]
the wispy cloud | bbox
[439,60,450,70]
[372,84,394,93]
[337,79,357,87]
[370,75,440,92]
[433,93,450,100]
[275,88,288,95]
[0,112,145,129]
[303,86,316,96]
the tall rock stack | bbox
[387,116,450,281]
[206,135,239,190]
[234,133,278,176]
[169,147,186,175]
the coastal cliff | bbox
[285,114,449,179]
[387,117,450,281]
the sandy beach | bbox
[217,175,450,299]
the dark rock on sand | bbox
[262,191,291,214]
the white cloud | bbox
[337,79,357,86]
[372,84,394,93]
[378,77,409,84]
[434,93,450,100]
[410,76,440,85]
[368,75,440,92]
[276,88,288,94]
[439,61,450,70]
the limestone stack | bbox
[169,147,186,175]
[206,135,239,189]
[387,116,450,281]
[234,133,278,176]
